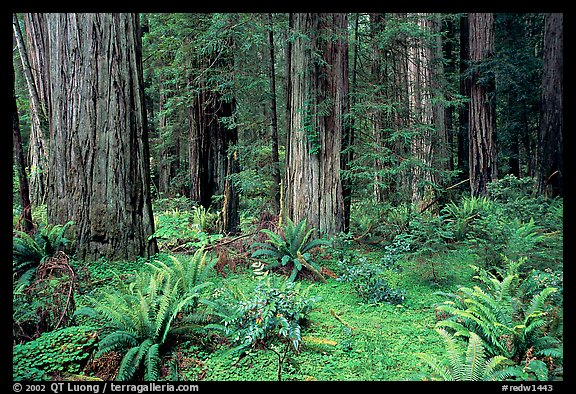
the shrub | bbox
[251,217,330,282]
[338,256,406,305]
[149,208,222,252]
[222,276,320,381]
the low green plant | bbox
[434,257,561,364]
[251,217,330,281]
[222,276,320,381]
[74,262,209,381]
[13,325,98,381]
[13,221,75,284]
[149,208,222,251]
[338,256,406,305]
[417,328,515,381]
[146,248,217,312]
[441,195,492,241]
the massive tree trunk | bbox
[44,13,158,261]
[14,13,49,207]
[537,13,563,197]
[283,13,348,235]
[468,13,497,197]
[12,62,34,234]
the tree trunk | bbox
[12,62,34,234]
[44,13,158,261]
[537,13,563,197]
[283,13,348,235]
[268,13,281,213]
[468,13,497,197]
[341,13,358,233]
[458,14,470,180]
[369,13,388,204]
[15,13,49,207]
[407,13,435,207]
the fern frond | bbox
[145,343,161,381]
[301,238,330,253]
[116,346,141,381]
[464,332,486,381]
[525,287,557,317]
[251,249,283,259]
[96,331,139,356]
[483,355,509,380]
[417,352,454,381]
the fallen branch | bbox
[296,251,326,283]
[330,309,356,331]
[419,178,470,214]
[204,231,259,251]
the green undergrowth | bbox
[155,246,477,381]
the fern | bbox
[418,329,513,381]
[13,221,75,282]
[251,217,330,281]
[74,263,203,381]
[434,257,561,364]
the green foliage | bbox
[434,257,561,364]
[13,221,75,286]
[338,255,406,305]
[456,176,564,269]
[417,329,515,381]
[150,206,222,251]
[13,270,74,343]
[441,195,492,242]
[13,325,98,381]
[74,258,211,381]
[146,248,217,311]
[222,276,320,380]
[251,217,330,281]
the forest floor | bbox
[76,242,479,381]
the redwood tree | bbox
[12,62,34,233]
[537,13,563,197]
[468,13,497,197]
[44,13,158,260]
[283,13,349,235]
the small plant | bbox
[417,328,515,381]
[338,257,406,305]
[222,276,320,381]
[146,248,217,311]
[74,263,207,381]
[13,325,98,381]
[251,217,330,281]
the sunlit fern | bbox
[417,328,515,381]
[434,257,561,363]
[251,217,330,281]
